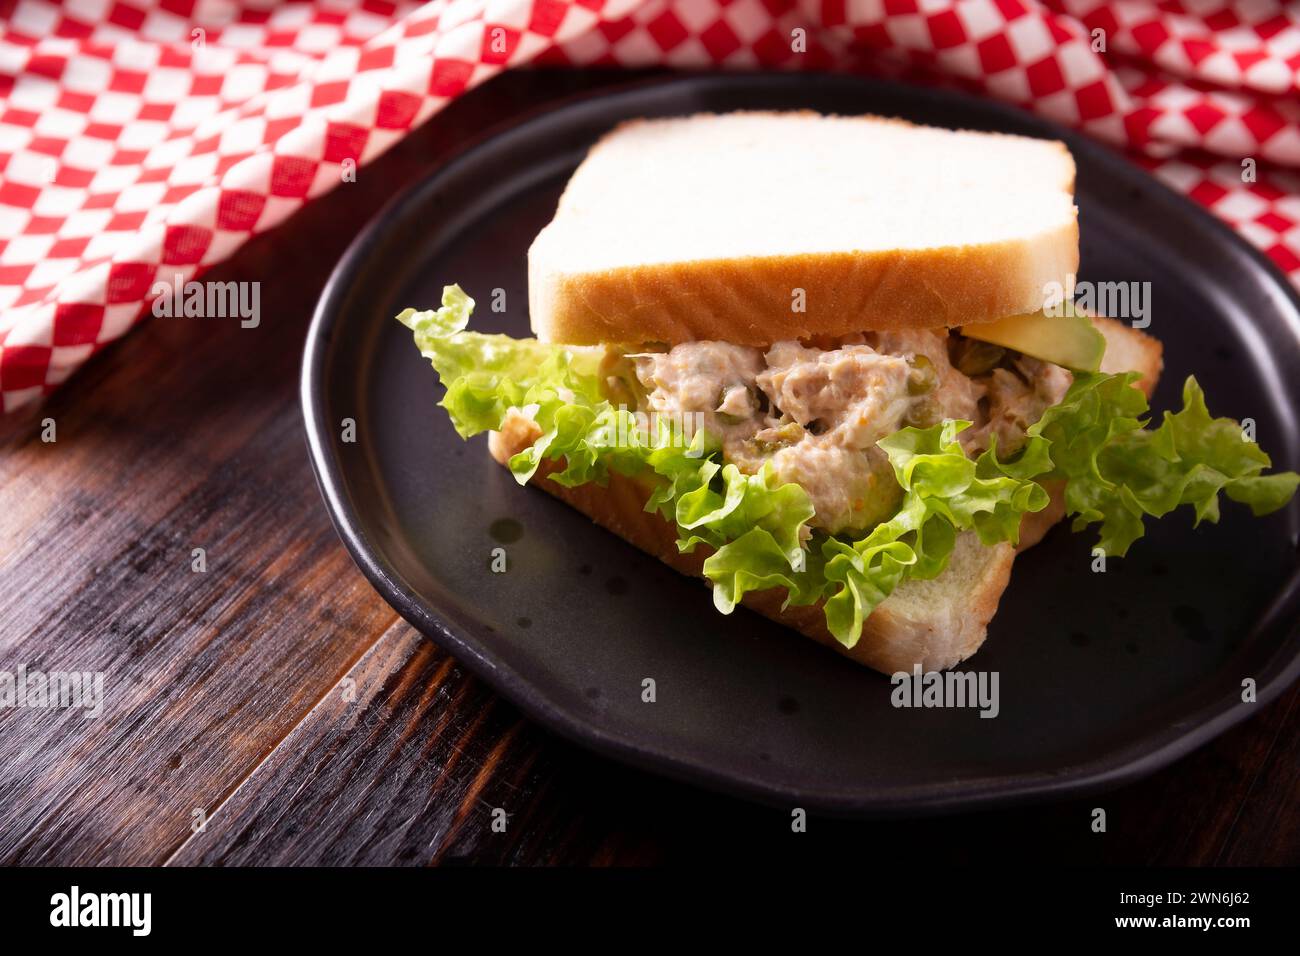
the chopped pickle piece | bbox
[906,353,937,394]
[952,339,1006,377]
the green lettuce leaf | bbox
[401,286,1299,651]
[399,287,604,445]
[1005,372,1300,556]
[817,421,1050,645]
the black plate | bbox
[302,73,1300,816]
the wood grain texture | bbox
[0,156,398,866]
[1,70,1297,866]
[166,611,1300,865]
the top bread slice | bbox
[529,111,1079,346]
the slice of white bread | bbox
[529,112,1079,346]
[488,318,1162,674]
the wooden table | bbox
[1,70,1296,867]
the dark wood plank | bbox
[1213,685,1300,865]
[171,623,1300,866]
[169,623,545,865]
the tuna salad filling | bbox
[627,331,1072,534]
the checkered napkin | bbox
[2,1,1298,412]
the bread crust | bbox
[530,232,1080,345]
[488,424,1013,675]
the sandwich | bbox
[397,112,1299,675]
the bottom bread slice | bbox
[488,421,1014,674]
[487,316,1162,674]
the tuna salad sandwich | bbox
[397,111,1298,675]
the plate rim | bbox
[301,71,1300,816]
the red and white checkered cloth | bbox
[2,0,1299,412]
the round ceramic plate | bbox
[302,73,1300,816]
